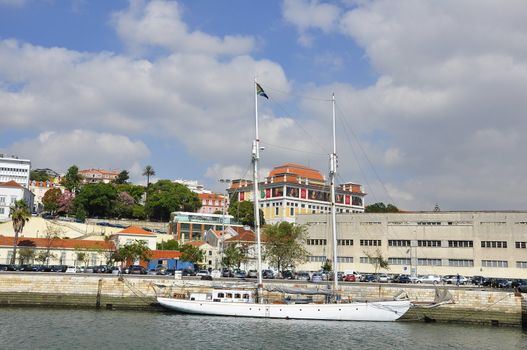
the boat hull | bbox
[157,297,410,321]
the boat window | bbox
[226,293,233,298]
[234,293,241,299]
[243,294,250,299]
[217,293,225,298]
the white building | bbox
[110,226,157,250]
[0,154,31,188]
[0,181,35,222]
[29,180,63,214]
[173,179,211,194]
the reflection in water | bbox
[0,308,525,350]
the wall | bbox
[0,273,524,327]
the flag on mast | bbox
[256,83,269,99]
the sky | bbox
[1,0,527,211]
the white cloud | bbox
[112,0,255,56]
[4,130,150,175]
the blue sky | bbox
[1,0,527,211]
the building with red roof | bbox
[0,180,34,222]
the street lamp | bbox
[218,179,231,269]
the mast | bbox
[253,79,264,302]
[329,93,339,293]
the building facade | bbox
[228,163,365,224]
[197,193,227,214]
[169,211,243,243]
[0,181,35,222]
[0,154,31,188]
[29,180,63,213]
[296,211,527,278]
[79,168,120,184]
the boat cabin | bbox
[189,289,254,303]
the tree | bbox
[75,250,87,267]
[114,241,152,265]
[9,200,31,265]
[222,243,247,269]
[179,244,205,268]
[61,165,83,194]
[145,180,201,221]
[228,198,265,228]
[113,170,130,184]
[74,182,117,218]
[365,202,399,213]
[114,183,145,203]
[142,165,155,187]
[157,239,180,250]
[57,190,74,215]
[42,188,62,214]
[30,170,50,182]
[263,221,309,272]
[18,248,35,265]
[113,192,135,218]
[38,224,63,265]
[364,248,390,274]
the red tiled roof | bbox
[0,236,115,250]
[115,226,154,236]
[0,180,23,188]
[185,241,205,247]
[198,193,224,200]
[150,250,182,259]
[268,163,324,181]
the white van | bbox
[344,270,362,279]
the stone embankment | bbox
[0,273,525,328]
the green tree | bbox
[179,244,205,267]
[142,165,155,187]
[113,192,135,218]
[74,182,118,218]
[321,259,332,272]
[222,243,247,269]
[9,200,31,265]
[42,188,62,214]
[30,170,50,182]
[38,224,63,265]
[132,205,146,220]
[115,241,152,265]
[228,198,265,228]
[364,248,390,274]
[113,170,130,184]
[114,183,145,203]
[145,180,201,221]
[364,202,399,213]
[18,248,35,265]
[61,165,83,194]
[157,239,180,250]
[263,221,309,272]
[75,250,87,267]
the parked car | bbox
[511,279,527,288]
[196,269,210,277]
[262,270,275,279]
[360,274,377,282]
[222,268,234,278]
[471,275,488,286]
[0,264,17,271]
[343,274,356,282]
[127,265,146,275]
[377,274,390,283]
[417,274,441,284]
[310,273,323,283]
[65,266,77,273]
[110,266,122,275]
[182,268,196,276]
[295,271,310,281]
[281,270,295,280]
[233,269,247,278]
[164,269,175,276]
[393,275,412,283]
[442,274,467,285]
[492,278,512,288]
[247,270,258,278]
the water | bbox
[0,307,525,350]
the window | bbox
[337,239,353,246]
[0,208,4,214]
[290,207,294,216]
[418,240,441,247]
[448,240,473,248]
[388,257,411,265]
[275,207,279,216]
[516,261,527,268]
[516,242,526,249]
[481,260,508,268]
[388,240,410,247]
[417,221,441,226]
[337,256,353,263]
[307,239,327,246]
[308,256,326,262]
[360,239,381,246]
[417,258,442,266]
[360,256,379,264]
[0,196,5,204]
[449,259,474,267]
[481,241,507,248]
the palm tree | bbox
[143,165,156,187]
[9,200,31,265]
[142,165,155,187]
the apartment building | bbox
[0,154,31,188]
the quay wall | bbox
[0,273,524,327]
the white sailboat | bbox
[157,82,411,321]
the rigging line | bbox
[260,141,328,157]
[260,85,329,155]
[335,102,398,206]
[263,84,332,102]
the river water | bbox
[0,307,525,350]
